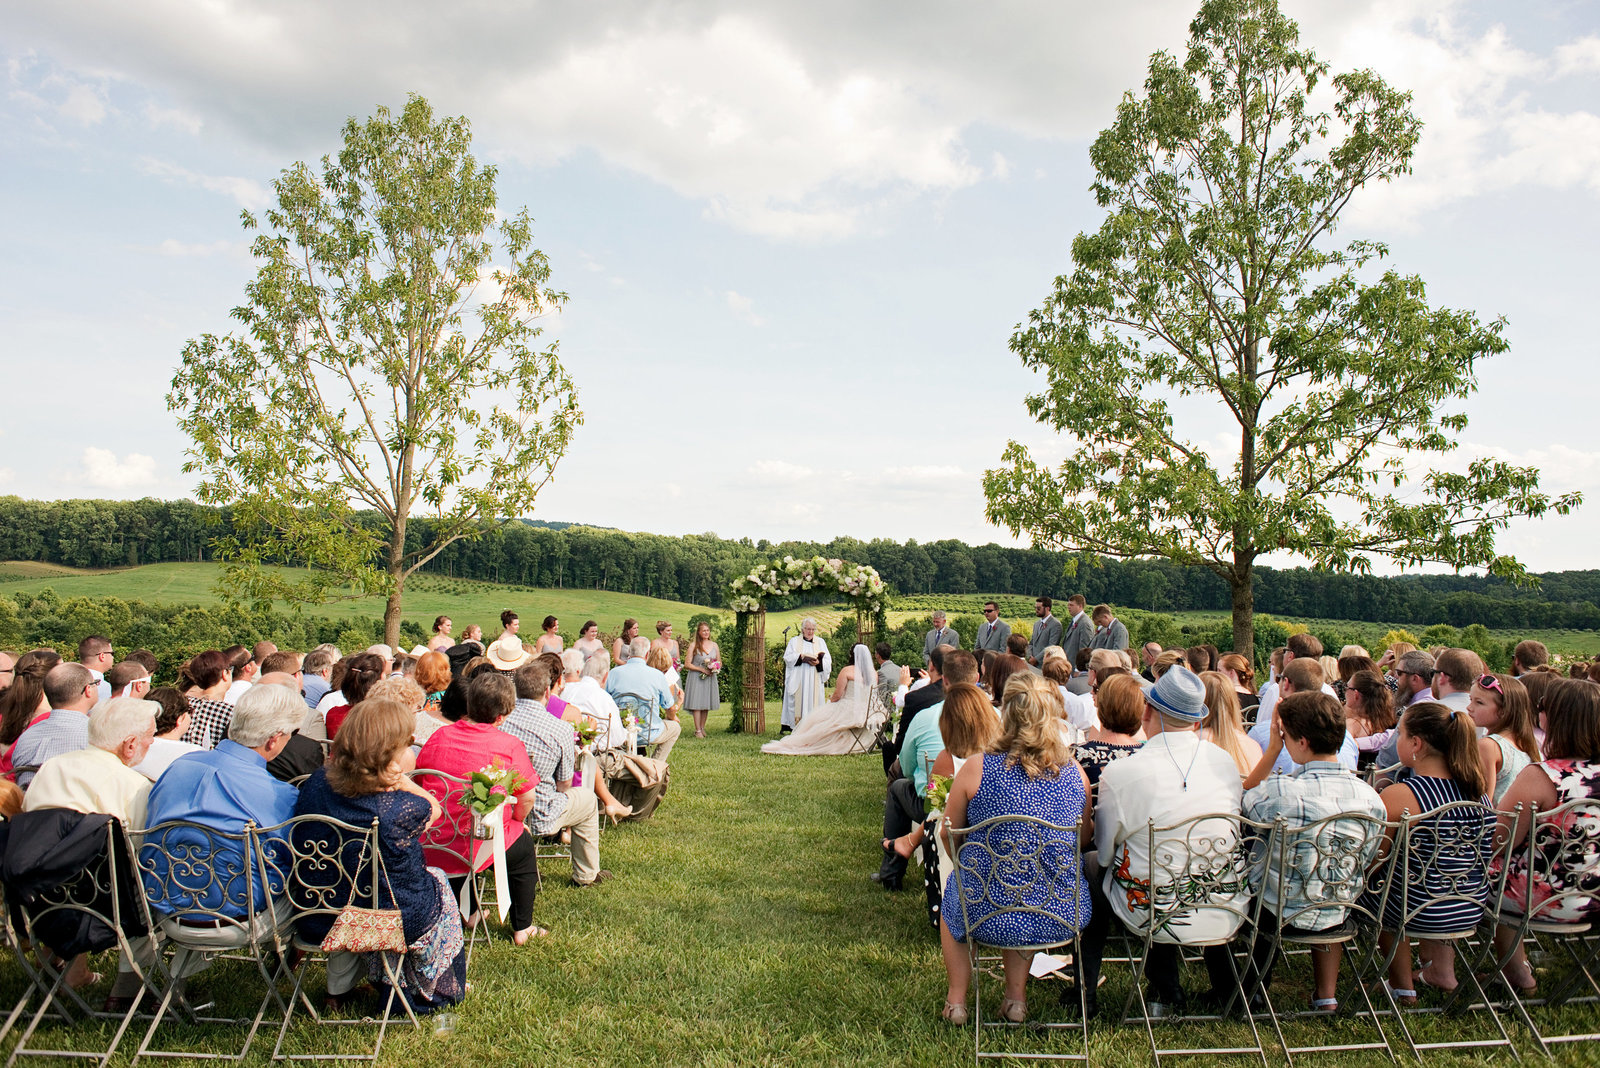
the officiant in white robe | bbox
[781,618,831,733]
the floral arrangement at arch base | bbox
[727,555,888,615]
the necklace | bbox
[1159,732,1202,791]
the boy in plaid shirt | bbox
[1242,691,1387,1010]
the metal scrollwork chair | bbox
[410,769,499,965]
[1119,811,1275,1068]
[947,813,1092,1064]
[1250,811,1397,1064]
[1369,799,1518,1061]
[1492,797,1600,1055]
[4,816,162,1068]
[129,818,293,1064]
[265,814,420,1063]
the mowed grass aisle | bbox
[9,715,1600,1065]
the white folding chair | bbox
[948,814,1091,1064]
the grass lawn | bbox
[8,703,1596,1065]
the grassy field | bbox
[1167,609,1600,658]
[5,707,1595,1066]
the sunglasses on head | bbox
[1478,674,1503,696]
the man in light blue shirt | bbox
[606,637,681,762]
[1249,659,1357,774]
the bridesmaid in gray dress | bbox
[683,622,721,738]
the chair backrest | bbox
[1140,811,1267,943]
[1261,810,1394,933]
[614,694,655,730]
[137,818,274,930]
[262,813,388,936]
[948,814,1087,950]
[1388,798,1501,935]
[1510,798,1600,924]
[10,816,151,958]
[410,768,489,874]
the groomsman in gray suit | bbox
[975,602,1011,656]
[1089,604,1130,653]
[1058,594,1091,669]
[1027,596,1064,666]
[923,612,960,665]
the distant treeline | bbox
[2,496,1598,631]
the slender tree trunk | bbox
[384,516,407,649]
[1230,556,1254,658]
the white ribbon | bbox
[460,807,512,924]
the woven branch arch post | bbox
[728,556,887,734]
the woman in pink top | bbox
[414,672,547,942]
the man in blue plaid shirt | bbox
[1241,691,1386,1011]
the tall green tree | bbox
[168,95,581,646]
[984,0,1580,655]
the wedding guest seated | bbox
[884,647,946,778]
[1240,692,1385,1012]
[881,683,1002,868]
[504,662,613,885]
[254,673,329,782]
[1343,669,1396,770]
[21,696,157,1007]
[1080,666,1247,1016]
[412,652,454,745]
[875,652,978,891]
[1199,671,1263,777]
[0,650,62,782]
[323,653,386,740]
[1218,653,1260,720]
[414,673,544,943]
[1361,701,1492,1003]
[1005,633,1029,660]
[13,663,101,788]
[938,673,1092,1025]
[1469,672,1540,803]
[1247,659,1359,778]
[133,687,202,780]
[562,652,627,751]
[607,638,680,762]
[301,646,338,711]
[1493,678,1600,994]
[1075,674,1144,786]
[985,654,1028,709]
[294,697,467,1012]
[180,650,237,749]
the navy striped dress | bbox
[1367,774,1495,935]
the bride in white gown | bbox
[761,643,887,756]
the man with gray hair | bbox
[923,611,960,665]
[606,637,680,760]
[301,646,338,711]
[24,697,157,826]
[12,663,101,788]
[780,618,830,736]
[565,652,626,750]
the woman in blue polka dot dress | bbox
[938,674,1092,1025]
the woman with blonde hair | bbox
[1199,671,1263,777]
[938,673,1092,1026]
[644,646,684,720]
[1151,649,1186,679]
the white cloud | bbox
[0,467,12,486]
[990,152,1011,180]
[883,464,965,481]
[142,99,201,133]
[725,290,765,326]
[1554,35,1600,77]
[132,238,241,257]
[78,447,158,489]
[136,157,272,210]
[749,459,813,480]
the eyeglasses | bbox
[983,608,998,615]
[1477,674,1503,696]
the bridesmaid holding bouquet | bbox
[683,622,721,739]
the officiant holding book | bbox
[780,618,831,736]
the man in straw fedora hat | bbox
[487,632,535,673]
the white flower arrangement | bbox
[727,555,887,614]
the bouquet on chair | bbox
[925,773,953,813]
[575,719,600,749]
[467,762,526,839]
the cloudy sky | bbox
[3,0,1598,571]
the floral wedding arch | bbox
[727,556,888,732]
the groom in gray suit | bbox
[975,602,1011,655]
[1027,596,1063,666]
[1058,594,1091,669]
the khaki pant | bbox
[551,788,601,884]
[646,719,681,763]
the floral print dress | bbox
[1502,759,1600,924]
